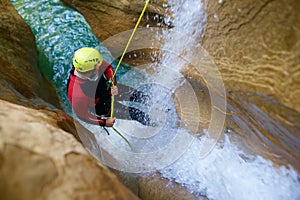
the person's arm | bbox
[72,98,107,126]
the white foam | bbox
[156,0,300,199]
[160,135,300,200]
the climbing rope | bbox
[109,0,150,148]
[110,0,150,118]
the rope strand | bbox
[110,0,150,118]
[108,0,150,148]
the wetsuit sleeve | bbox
[101,61,117,85]
[72,97,106,126]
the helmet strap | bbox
[74,70,99,82]
[87,74,99,82]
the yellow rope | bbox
[108,0,150,148]
[110,0,150,118]
[112,127,133,149]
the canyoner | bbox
[68,0,150,149]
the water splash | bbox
[160,134,300,200]
[158,0,207,71]
[156,0,300,199]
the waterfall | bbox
[158,1,300,199]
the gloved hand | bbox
[111,86,118,96]
[105,117,116,127]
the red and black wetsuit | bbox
[67,61,116,126]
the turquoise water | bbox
[11,0,130,112]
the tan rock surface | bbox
[225,91,300,172]
[0,1,140,199]
[0,100,139,200]
[137,173,206,200]
[202,0,300,112]
[61,0,169,41]
[0,0,60,109]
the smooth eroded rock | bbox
[0,100,139,200]
[202,0,300,112]
[0,0,60,109]
[61,0,169,41]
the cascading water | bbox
[158,0,300,199]
[10,0,300,199]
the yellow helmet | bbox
[73,47,103,73]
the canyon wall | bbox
[0,1,139,199]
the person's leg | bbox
[128,90,151,126]
[100,83,152,125]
